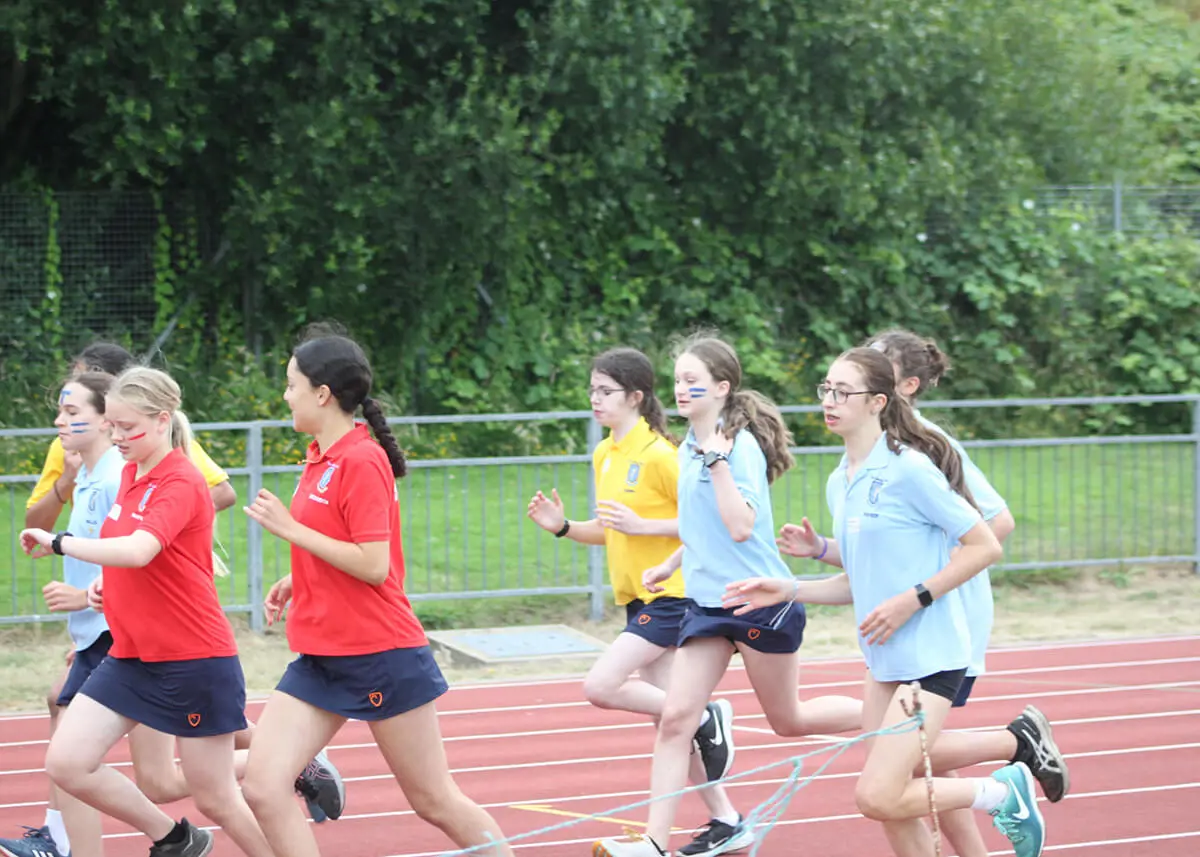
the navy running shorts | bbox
[622,597,691,648]
[57,632,113,707]
[678,601,806,655]
[276,646,449,721]
[951,675,978,708]
[80,654,248,737]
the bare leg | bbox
[45,694,176,842]
[636,647,740,822]
[644,638,734,849]
[242,692,345,857]
[177,733,274,857]
[371,700,513,856]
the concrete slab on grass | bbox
[426,624,608,666]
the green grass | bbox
[2,441,1195,620]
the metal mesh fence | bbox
[0,191,204,359]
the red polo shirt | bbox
[286,424,426,655]
[100,449,238,661]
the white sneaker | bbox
[593,834,667,857]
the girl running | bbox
[862,329,1066,857]
[593,335,863,857]
[527,347,754,857]
[18,367,274,857]
[723,347,1047,857]
[239,329,512,857]
[0,372,124,857]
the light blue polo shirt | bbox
[918,411,1009,677]
[678,428,792,607]
[827,432,984,682]
[63,446,123,650]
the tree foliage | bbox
[0,0,1197,445]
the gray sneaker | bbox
[148,819,213,857]
[295,749,346,821]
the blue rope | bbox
[434,712,926,856]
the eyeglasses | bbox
[816,383,878,405]
[588,386,626,400]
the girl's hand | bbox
[777,519,823,558]
[642,564,675,593]
[596,500,645,535]
[723,577,794,614]
[526,489,567,534]
[264,575,294,627]
[703,429,734,456]
[42,581,88,613]
[859,590,921,646]
[244,489,298,540]
[19,528,54,559]
[87,577,104,613]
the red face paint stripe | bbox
[125,432,147,441]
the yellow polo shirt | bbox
[27,436,230,508]
[592,418,687,605]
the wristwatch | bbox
[702,450,729,469]
[52,531,72,556]
[914,582,934,608]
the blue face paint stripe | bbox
[688,386,707,398]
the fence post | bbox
[586,417,606,620]
[247,423,265,632]
[1193,400,1200,575]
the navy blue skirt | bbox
[276,646,449,721]
[80,655,248,737]
[622,597,691,648]
[58,632,113,707]
[679,601,806,654]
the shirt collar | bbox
[305,422,370,465]
[611,417,654,453]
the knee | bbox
[191,789,227,822]
[658,703,701,743]
[582,672,620,710]
[45,743,85,791]
[855,777,902,822]
[240,768,284,817]
[135,766,187,805]
[407,784,463,830]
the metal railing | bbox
[3,394,1197,630]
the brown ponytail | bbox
[674,334,794,484]
[592,347,679,446]
[841,347,977,510]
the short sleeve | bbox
[189,440,230,488]
[901,451,983,541]
[337,452,395,543]
[136,473,199,548]
[27,439,66,508]
[728,431,767,510]
[960,454,1007,521]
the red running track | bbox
[2,635,1199,856]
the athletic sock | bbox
[971,778,1010,812]
[154,820,189,847]
[45,809,71,855]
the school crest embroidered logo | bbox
[637,613,652,625]
[187,713,201,728]
[317,463,338,494]
[747,628,761,641]
[369,691,384,708]
[868,478,886,505]
[138,484,157,513]
[625,462,641,487]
